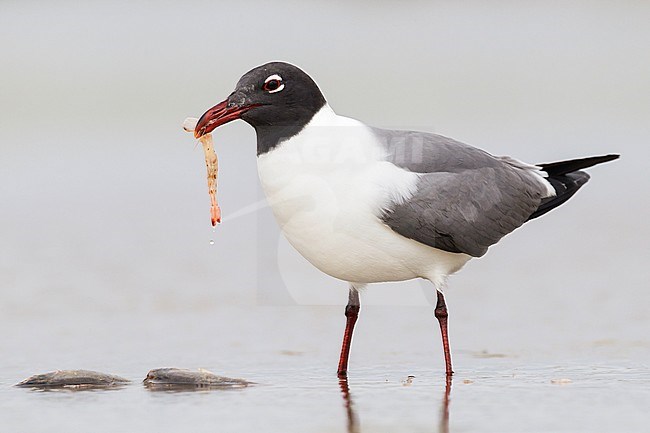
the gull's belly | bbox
[261,171,419,282]
[257,157,469,285]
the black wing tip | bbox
[597,153,620,163]
[542,153,621,167]
[528,153,619,221]
[538,153,620,176]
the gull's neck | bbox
[254,103,333,156]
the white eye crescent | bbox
[263,74,285,93]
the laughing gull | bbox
[194,61,618,377]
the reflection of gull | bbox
[194,61,619,377]
[336,375,452,432]
[338,377,359,433]
[438,376,452,433]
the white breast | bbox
[256,105,471,287]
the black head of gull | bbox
[193,61,619,379]
[195,61,326,155]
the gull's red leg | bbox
[435,290,454,376]
[337,288,360,378]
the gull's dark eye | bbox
[264,79,280,91]
[263,74,285,93]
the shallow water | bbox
[2,1,650,432]
[1,308,649,432]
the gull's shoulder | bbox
[369,126,506,174]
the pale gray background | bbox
[1,1,649,432]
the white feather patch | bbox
[256,104,470,285]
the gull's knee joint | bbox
[345,305,359,318]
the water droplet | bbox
[209,239,215,245]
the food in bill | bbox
[183,117,221,226]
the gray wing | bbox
[374,127,504,173]
[373,128,550,257]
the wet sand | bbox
[1,307,648,432]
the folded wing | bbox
[376,127,618,257]
[374,128,551,257]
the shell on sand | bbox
[16,370,130,389]
[143,368,251,389]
